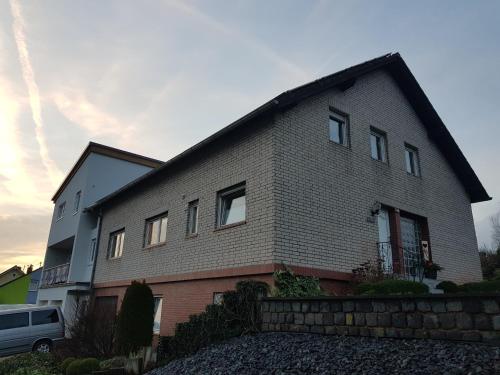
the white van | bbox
[0,304,65,356]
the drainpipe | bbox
[89,209,103,297]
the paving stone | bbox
[377,313,391,327]
[311,302,320,313]
[294,313,304,324]
[372,301,386,312]
[392,313,406,328]
[423,314,439,329]
[401,300,415,312]
[334,312,345,325]
[407,313,423,329]
[292,302,301,312]
[455,312,473,330]
[343,301,355,312]
[320,301,330,312]
[431,301,446,313]
[354,313,366,326]
[345,313,354,326]
[301,302,309,313]
[355,301,373,312]
[416,300,431,312]
[462,300,481,313]
[446,301,462,312]
[483,300,500,314]
[439,313,456,330]
[366,313,378,327]
[475,314,493,330]
[314,313,323,325]
[305,313,315,325]
[330,302,342,312]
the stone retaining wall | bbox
[261,294,500,343]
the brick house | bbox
[88,53,490,336]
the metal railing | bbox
[377,242,425,282]
[40,263,70,287]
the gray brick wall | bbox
[94,69,482,285]
[94,122,276,283]
[272,69,481,283]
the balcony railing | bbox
[377,242,425,282]
[41,263,70,287]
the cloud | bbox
[51,89,137,148]
[9,0,63,188]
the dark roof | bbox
[87,53,491,209]
[52,142,163,202]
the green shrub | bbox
[78,358,100,374]
[158,280,269,362]
[0,353,60,375]
[459,280,500,293]
[355,279,429,295]
[115,280,155,356]
[66,360,83,375]
[60,357,76,373]
[99,356,126,369]
[436,281,459,293]
[272,267,326,297]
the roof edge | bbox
[51,142,163,202]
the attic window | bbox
[329,110,349,146]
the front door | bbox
[400,217,422,279]
[377,208,393,273]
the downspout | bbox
[89,209,103,298]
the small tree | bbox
[115,281,154,356]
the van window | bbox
[32,309,59,325]
[0,312,29,330]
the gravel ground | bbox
[147,333,500,375]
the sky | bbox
[0,0,499,272]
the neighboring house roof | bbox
[0,265,24,279]
[87,53,491,209]
[52,142,164,202]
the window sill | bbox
[371,157,389,165]
[328,140,350,149]
[143,242,167,251]
[185,233,199,239]
[406,172,422,179]
[108,257,122,261]
[214,221,246,232]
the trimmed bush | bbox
[157,280,269,362]
[78,359,100,374]
[436,281,459,293]
[273,267,326,297]
[66,359,83,375]
[60,357,76,373]
[355,279,429,295]
[459,280,500,293]
[115,280,155,356]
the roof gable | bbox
[52,142,163,202]
[88,53,490,208]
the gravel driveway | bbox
[147,332,499,375]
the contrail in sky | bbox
[9,0,62,188]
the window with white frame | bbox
[405,144,420,176]
[73,191,81,213]
[328,110,349,146]
[370,128,387,162]
[187,200,199,235]
[153,296,163,334]
[217,183,246,228]
[145,213,168,246]
[57,202,66,220]
[213,292,224,305]
[108,229,125,259]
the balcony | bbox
[40,263,70,287]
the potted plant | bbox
[423,261,443,279]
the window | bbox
[0,312,29,330]
[108,229,125,259]
[153,297,163,334]
[370,128,387,162]
[187,200,199,235]
[73,191,81,213]
[89,238,97,263]
[217,183,246,228]
[405,144,420,176]
[32,309,59,325]
[145,213,168,246]
[57,202,66,220]
[329,111,349,146]
[213,292,224,305]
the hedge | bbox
[355,279,429,295]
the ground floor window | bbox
[153,297,163,334]
[213,292,224,305]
